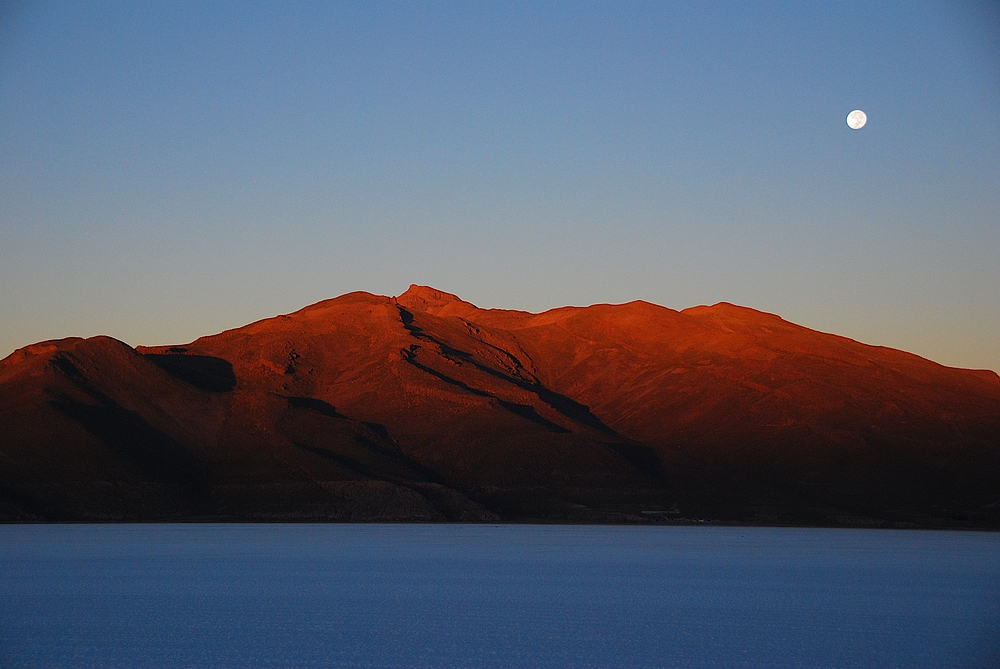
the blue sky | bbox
[2,1,998,370]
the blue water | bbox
[1,525,998,668]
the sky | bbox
[1,1,998,371]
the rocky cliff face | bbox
[2,285,998,526]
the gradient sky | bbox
[2,1,998,370]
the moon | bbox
[846,109,867,130]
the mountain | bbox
[2,285,998,526]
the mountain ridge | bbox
[2,286,998,526]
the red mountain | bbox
[2,285,998,526]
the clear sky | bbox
[2,1,998,370]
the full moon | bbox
[846,109,867,129]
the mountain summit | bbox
[396,284,476,315]
[2,287,998,525]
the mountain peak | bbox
[396,285,477,315]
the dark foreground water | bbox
[1,525,999,668]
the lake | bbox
[1,524,998,668]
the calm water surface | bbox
[1,524,998,668]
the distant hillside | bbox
[2,285,998,526]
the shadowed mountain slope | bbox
[2,285,998,525]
